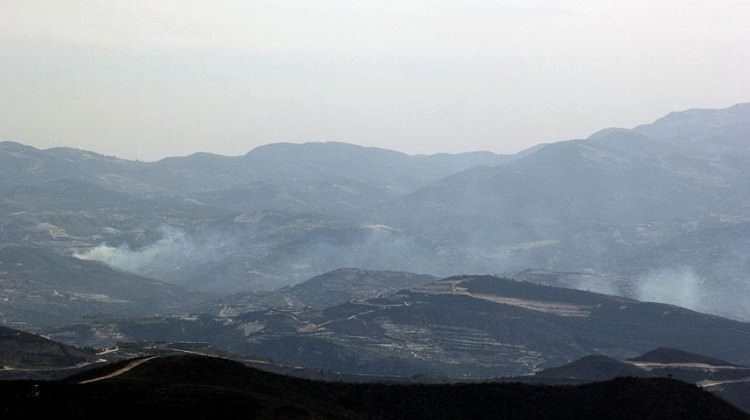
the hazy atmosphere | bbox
[1,0,748,160]
[3,2,750,418]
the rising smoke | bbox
[72,225,750,321]
[74,225,231,285]
[635,266,750,321]
[635,267,703,311]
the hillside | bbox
[1,354,744,420]
[0,245,200,327]
[51,275,750,378]
[0,140,506,212]
[535,355,651,381]
[0,325,94,369]
[208,268,437,315]
[2,104,750,311]
[630,347,740,367]
[372,103,750,319]
[534,347,750,414]
[0,141,504,293]
[708,382,750,415]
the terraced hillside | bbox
[50,276,750,379]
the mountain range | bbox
[2,103,749,321]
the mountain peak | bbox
[629,347,740,367]
[536,354,651,381]
[587,127,648,141]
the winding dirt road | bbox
[79,356,159,384]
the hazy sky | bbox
[1,1,748,160]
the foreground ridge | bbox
[1,354,746,420]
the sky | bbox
[1,1,748,161]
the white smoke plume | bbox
[635,267,703,311]
[74,225,229,283]
[634,266,750,321]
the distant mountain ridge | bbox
[3,103,750,321]
[0,139,507,198]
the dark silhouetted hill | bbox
[630,347,740,367]
[536,355,652,381]
[0,325,93,369]
[1,354,745,420]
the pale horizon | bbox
[2,101,747,163]
[1,1,748,160]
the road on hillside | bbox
[79,356,159,384]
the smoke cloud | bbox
[635,267,703,311]
[635,266,750,321]
[74,225,231,285]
